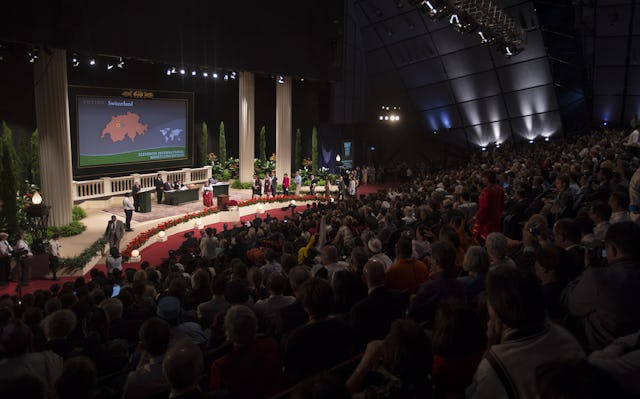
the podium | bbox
[138,189,153,213]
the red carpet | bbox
[0,184,390,298]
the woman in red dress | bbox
[203,181,214,207]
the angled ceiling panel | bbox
[368,70,406,93]
[421,106,462,130]
[459,96,508,126]
[409,81,455,110]
[366,48,395,73]
[497,58,552,92]
[420,12,450,32]
[400,58,447,88]
[503,85,559,117]
[361,26,383,51]
[595,4,632,36]
[450,70,501,102]
[388,35,438,67]
[593,95,623,123]
[625,66,640,95]
[510,111,562,140]
[374,14,428,45]
[491,31,548,67]
[594,37,629,66]
[593,66,626,95]
[465,121,511,147]
[441,46,493,79]
[431,28,483,55]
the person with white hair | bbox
[367,238,393,271]
[485,232,516,270]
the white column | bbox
[239,71,255,183]
[276,76,292,181]
[33,48,73,227]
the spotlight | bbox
[107,64,114,70]
[481,146,487,151]
[89,58,96,66]
[384,116,389,120]
[166,68,172,76]
[72,56,79,67]
[224,74,229,81]
[212,72,218,78]
[230,71,237,79]
[496,143,501,148]
[170,67,176,74]
[433,130,438,135]
[529,139,534,144]
[379,116,384,120]
[28,49,38,63]
[203,72,208,77]
[191,70,196,76]
[300,77,305,82]
[544,137,550,142]
[117,57,124,68]
[603,121,608,126]
[277,75,285,84]
[179,68,185,75]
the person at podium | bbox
[203,181,214,207]
[132,181,142,212]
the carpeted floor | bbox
[0,184,390,298]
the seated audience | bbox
[162,340,205,399]
[466,266,584,398]
[409,240,466,325]
[283,278,353,383]
[457,245,490,301]
[385,237,430,293]
[347,319,433,398]
[210,305,283,398]
[123,317,171,399]
[564,221,640,351]
[431,300,486,399]
[350,260,409,352]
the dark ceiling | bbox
[2,0,343,81]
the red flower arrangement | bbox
[121,195,325,258]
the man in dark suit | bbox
[105,215,125,249]
[132,181,142,212]
[154,174,164,204]
[350,259,408,352]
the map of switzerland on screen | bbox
[77,96,188,167]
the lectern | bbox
[138,189,153,213]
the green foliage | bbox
[311,126,318,172]
[0,122,19,234]
[219,121,227,164]
[47,220,86,237]
[201,122,209,166]
[295,128,302,170]
[231,181,253,189]
[31,129,40,186]
[62,236,108,270]
[72,206,87,222]
[254,158,275,176]
[17,130,29,192]
[259,126,267,162]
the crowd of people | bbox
[1,127,640,398]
